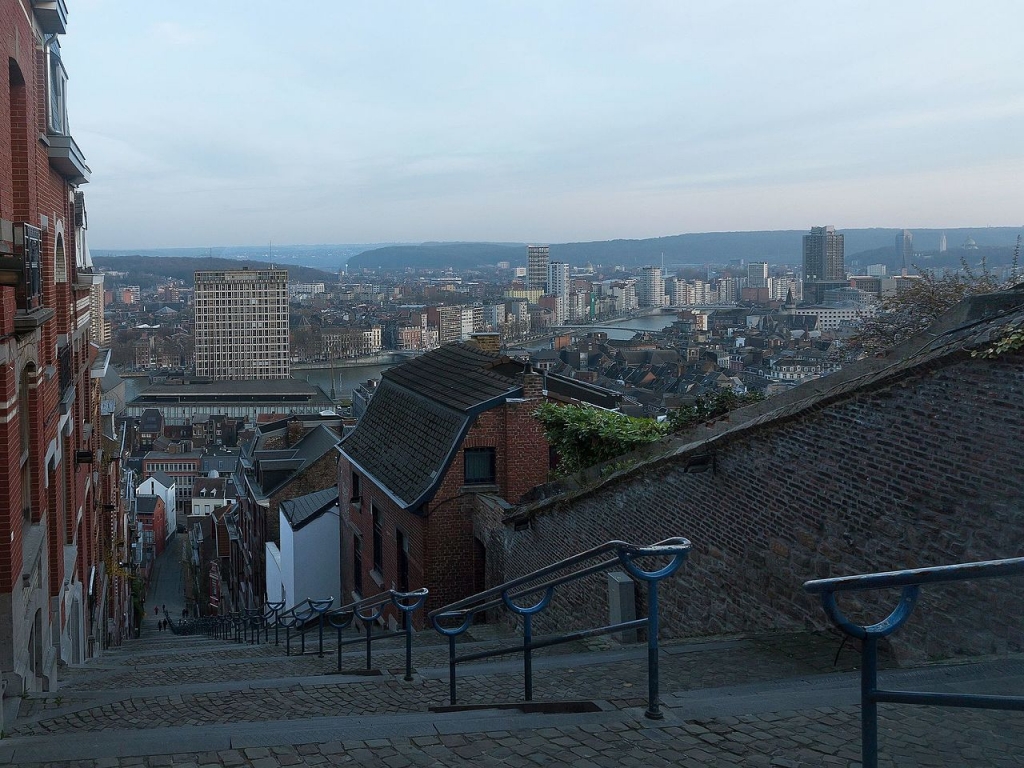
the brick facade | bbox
[501,348,1024,661]
[1,1,104,705]
[340,397,549,623]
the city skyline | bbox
[65,1,1024,249]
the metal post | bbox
[449,634,457,705]
[365,619,373,670]
[337,627,344,673]
[524,613,533,702]
[285,626,291,656]
[645,581,662,719]
[318,613,325,658]
[404,609,413,681]
[862,636,878,768]
[274,609,280,646]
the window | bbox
[372,506,383,574]
[353,535,363,595]
[350,471,361,503]
[46,39,68,135]
[464,447,496,485]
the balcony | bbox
[0,222,54,334]
[32,0,68,35]
[46,134,91,185]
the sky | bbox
[62,1,1024,249]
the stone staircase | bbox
[3,615,1024,766]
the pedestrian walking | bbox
[162,604,166,615]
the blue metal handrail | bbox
[325,588,429,680]
[804,556,1024,768]
[429,537,691,718]
[277,597,335,657]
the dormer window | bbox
[46,38,68,135]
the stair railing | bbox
[325,588,429,680]
[428,537,691,719]
[276,597,334,656]
[804,556,1024,768]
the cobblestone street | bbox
[3,543,1022,766]
[4,612,1023,766]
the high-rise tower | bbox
[527,245,550,292]
[802,226,846,304]
[547,261,570,323]
[802,226,845,282]
[639,266,665,307]
[895,230,913,273]
[194,269,290,380]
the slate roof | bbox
[139,408,163,433]
[280,488,339,532]
[136,496,161,515]
[245,424,342,500]
[342,343,526,509]
[344,341,625,511]
[383,342,525,412]
[342,378,473,508]
[150,471,175,488]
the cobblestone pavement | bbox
[7,705,1024,767]
[13,633,868,735]
[5,550,1022,765]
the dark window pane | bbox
[464,448,496,485]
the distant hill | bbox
[347,228,1022,271]
[92,255,336,289]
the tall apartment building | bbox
[547,261,570,323]
[895,230,913,272]
[747,262,769,289]
[194,269,290,380]
[802,225,846,304]
[802,226,844,282]
[638,266,665,307]
[527,245,549,292]
[1,0,122,695]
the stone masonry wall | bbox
[499,351,1024,661]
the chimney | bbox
[520,371,544,400]
[469,332,501,353]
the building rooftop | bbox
[280,487,339,531]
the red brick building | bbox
[1,0,109,700]
[338,340,620,622]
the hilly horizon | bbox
[93,226,1021,275]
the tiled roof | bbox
[342,380,470,509]
[382,342,523,412]
[136,496,161,515]
[344,341,623,510]
[281,488,339,531]
[150,472,175,488]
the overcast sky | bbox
[63,1,1024,249]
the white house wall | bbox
[291,505,340,609]
[265,543,285,608]
[279,511,296,610]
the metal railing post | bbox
[645,581,661,720]
[404,609,413,682]
[523,613,533,702]
[318,612,325,658]
[449,634,457,705]
[862,636,878,768]
[365,619,373,670]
